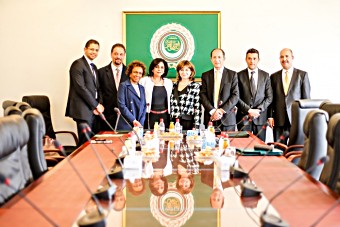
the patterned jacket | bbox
[170,82,201,127]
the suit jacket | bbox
[236,68,273,125]
[117,80,146,130]
[199,67,239,127]
[98,63,128,125]
[269,68,311,126]
[65,56,101,121]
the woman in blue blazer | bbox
[117,61,147,130]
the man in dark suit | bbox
[98,43,128,131]
[268,48,311,143]
[200,48,239,131]
[237,48,273,141]
[65,39,104,147]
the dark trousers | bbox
[75,115,99,147]
[273,112,290,144]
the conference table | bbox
[0,131,339,227]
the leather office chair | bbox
[319,113,340,194]
[4,106,22,116]
[0,115,33,205]
[15,102,31,112]
[287,110,329,180]
[22,108,63,179]
[2,100,17,112]
[22,95,78,155]
[268,99,327,164]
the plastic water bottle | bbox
[175,118,181,134]
[159,118,165,134]
[153,122,159,137]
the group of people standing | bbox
[65,39,311,147]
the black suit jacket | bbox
[98,63,128,125]
[236,68,273,125]
[268,68,311,126]
[200,67,239,127]
[65,56,101,121]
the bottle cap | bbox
[160,118,164,123]
[176,118,180,122]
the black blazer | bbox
[268,68,311,126]
[236,68,273,125]
[65,56,101,121]
[98,63,128,123]
[200,67,239,127]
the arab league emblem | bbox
[150,23,195,69]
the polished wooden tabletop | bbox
[0,132,339,227]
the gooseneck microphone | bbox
[0,174,58,227]
[260,156,329,227]
[231,122,270,178]
[53,140,106,226]
[80,123,117,200]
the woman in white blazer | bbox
[139,58,173,129]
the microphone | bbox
[53,140,106,227]
[0,174,58,227]
[260,156,329,227]
[228,115,252,143]
[113,107,143,147]
[79,123,117,200]
[231,122,269,178]
[310,198,340,227]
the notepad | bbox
[227,131,250,138]
[236,148,283,156]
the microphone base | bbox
[109,165,124,179]
[78,210,106,227]
[94,184,117,200]
[241,181,262,197]
[260,213,289,227]
[231,166,249,178]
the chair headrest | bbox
[327,113,340,146]
[22,108,46,135]
[303,109,329,136]
[22,95,50,112]
[0,115,29,158]
[296,99,329,108]
[2,100,17,110]
[4,106,22,116]
[320,103,340,119]
[15,102,31,111]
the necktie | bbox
[250,71,256,96]
[284,71,289,95]
[214,70,220,107]
[90,63,96,78]
[115,68,120,90]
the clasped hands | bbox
[211,108,225,121]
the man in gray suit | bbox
[65,39,105,147]
[200,48,239,131]
[98,43,128,131]
[268,48,311,143]
[237,48,273,141]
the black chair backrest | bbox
[0,115,33,205]
[22,95,55,139]
[288,99,328,147]
[22,108,48,179]
[298,109,328,180]
[319,113,340,194]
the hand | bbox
[133,120,142,127]
[248,109,261,119]
[93,104,104,115]
[211,109,224,121]
[267,118,274,128]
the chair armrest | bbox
[44,148,66,157]
[267,142,288,151]
[45,157,61,167]
[285,145,304,155]
[55,130,79,145]
[285,151,302,163]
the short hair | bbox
[85,39,99,48]
[210,48,225,58]
[125,60,147,77]
[176,174,195,194]
[176,60,196,82]
[148,58,169,78]
[246,48,260,58]
[281,48,294,56]
[111,43,126,53]
[126,179,146,196]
